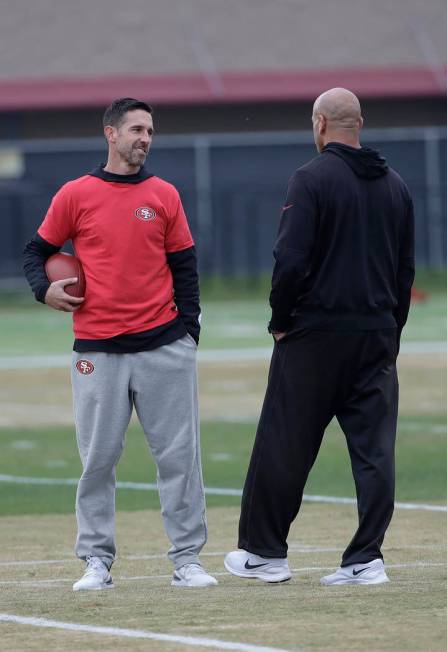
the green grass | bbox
[413,268,447,294]
[1,291,446,356]
[1,277,446,652]
[0,282,445,515]
[1,267,446,354]
[1,267,447,353]
[2,504,446,652]
[1,415,445,516]
[0,304,73,356]
[3,267,446,305]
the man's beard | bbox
[119,144,148,166]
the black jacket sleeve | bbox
[394,197,415,350]
[23,233,61,303]
[167,245,201,343]
[268,171,318,332]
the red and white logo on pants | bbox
[76,359,94,375]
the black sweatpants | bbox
[238,329,398,566]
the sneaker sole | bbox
[171,579,218,588]
[320,575,389,586]
[73,581,114,592]
[224,559,291,583]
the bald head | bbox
[312,88,363,152]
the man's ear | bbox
[104,125,115,144]
[358,116,364,130]
[318,114,327,135]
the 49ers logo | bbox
[76,359,94,375]
[135,206,157,222]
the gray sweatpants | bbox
[71,334,207,569]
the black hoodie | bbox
[269,142,415,339]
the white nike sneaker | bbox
[320,558,389,586]
[171,563,218,587]
[224,549,291,583]
[73,556,114,591]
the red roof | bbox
[1,67,445,110]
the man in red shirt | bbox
[23,98,217,590]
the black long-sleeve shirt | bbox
[269,143,415,341]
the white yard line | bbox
[1,561,446,588]
[0,354,72,369]
[1,340,446,370]
[1,543,446,568]
[0,551,236,568]
[0,558,77,567]
[400,341,447,354]
[0,553,263,570]
[0,613,296,652]
[2,543,446,569]
[0,473,446,512]
[301,494,447,513]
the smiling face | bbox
[105,109,154,172]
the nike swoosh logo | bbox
[352,566,371,576]
[282,204,294,211]
[245,561,268,570]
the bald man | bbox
[225,88,415,586]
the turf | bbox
[0,289,446,651]
[1,280,447,356]
[1,506,447,652]
[1,414,446,516]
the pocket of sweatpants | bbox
[185,333,198,348]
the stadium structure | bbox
[0,0,446,278]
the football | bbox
[44,252,86,298]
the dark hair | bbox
[103,98,153,128]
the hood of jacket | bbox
[323,142,388,179]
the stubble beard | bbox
[119,143,148,168]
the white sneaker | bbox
[224,550,291,583]
[73,556,114,591]
[172,563,218,587]
[320,558,389,586]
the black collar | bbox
[88,165,153,184]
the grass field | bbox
[1,506,447,652]
[0,281,446,651]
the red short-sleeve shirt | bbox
[38,174,194,339]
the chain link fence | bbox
[1,126,446,285]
